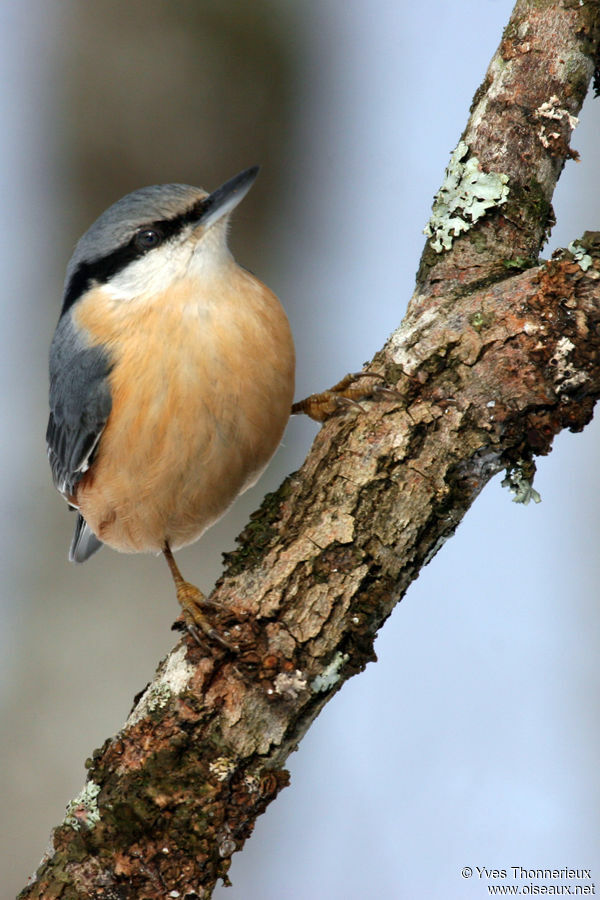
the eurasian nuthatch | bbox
[47,166,295,643]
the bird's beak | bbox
[198,166,259,230]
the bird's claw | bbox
[175,581,236,652]
[291,370,398,423]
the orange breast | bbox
[72,265,295,553]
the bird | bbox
[47,166,296,645]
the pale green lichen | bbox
[126,645,194,727]
[424,141,509,252]
[311,652,349,693]
[568,240,592,272]
[501,466,541,505]
[64,780,101,831]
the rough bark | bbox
[20,1,600,898]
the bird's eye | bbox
[134,228,162,250]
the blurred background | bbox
[1,1,599,897]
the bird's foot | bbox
[175,581,236,652]
[291,371,399,422]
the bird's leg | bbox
[292,371,400,423]
[163,542,233,651]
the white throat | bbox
[104,222,232,302]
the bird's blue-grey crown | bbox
[65,184,205,284]
[62,184,207,315]
[60,166,259,317]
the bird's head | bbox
[61,166,259,313]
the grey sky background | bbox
[1,2,599,898]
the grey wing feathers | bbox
[46,406,107,495]
[46,313,113,495]
[46,313,113,560]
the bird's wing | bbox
[46,312,113,500]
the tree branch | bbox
[20,1,600,897]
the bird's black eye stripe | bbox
[60,198,210,318]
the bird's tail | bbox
[69,513,103,563]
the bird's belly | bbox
[74,286,294,553]
[79,430,257,553]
